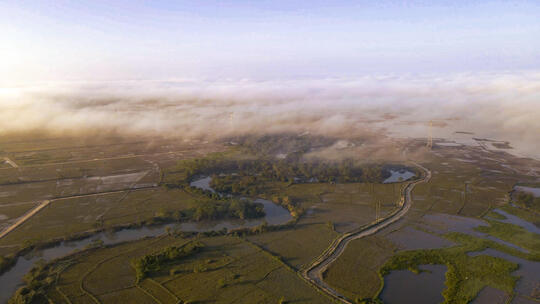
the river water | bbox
[0,176,291,303]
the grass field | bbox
[3,134,540,303]
[322,143,540,303]
[0,188,202,255]
[322,235,396,301]
[32,235,333,304]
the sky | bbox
[1,0,540,84]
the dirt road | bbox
[301,163,431,303]
[0,185,157,240]
[2,157,18,168]
[0,200,50,239]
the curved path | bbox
[301,163,431,303]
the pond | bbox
[0,176,292,303]
[380,264,447,304]
[385,226,455,251]
[189,176,215,192]
[420,213,529,253]
[514,186,540,197]
[383,169,415,183]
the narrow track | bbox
[301,163,431,303]
[0,200,51,239]
[0,150,189,170]
[0,185,157,240]
[2,157,18,168]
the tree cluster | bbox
[0,255,15,275]
[131,241,204,282]
[513,191,540,211]
[152,198,265,223]
[192,198,265,221]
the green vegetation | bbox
[9,260,70,304]
[155,197,266,222]
[500,204,540,227]
[486,211,506,220]
[132,241,204,282]
[0,254,16,274]
[475,220,540,255]
[165,149,417,191]
[512,191,540,212]
[322,235,396,301]
[378,232,520,304]
[30,235,332,304]
[194,198,265,221]
[5,132,538,303]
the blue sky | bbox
[1,0,539,83]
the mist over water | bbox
[1,72,539,158]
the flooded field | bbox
[380,264,447,304]
[385,226,454,250]
[471,286,509,304]
[491,209,540,234]
[468,249,540,303]
[419,213,529,252]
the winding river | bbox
[0,177,291,303]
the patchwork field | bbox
[322,141,540,303]
[29,235,334,304]
[1,134,539,304]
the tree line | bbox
[168,156,398,187]
[131,241,204,282]
[153,198,265,223]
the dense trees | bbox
[152,198,265,223]
[0,255,15,274]
[513,191,540,211]
[132,241,204,282]
[192,198,265,221]
[170,156,396,188]
[9,261,58,304]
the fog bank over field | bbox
[1,72,539,158]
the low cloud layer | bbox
[1,72,539,158]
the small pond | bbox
[514,186,540,197]
[385,226,455,251]
[383,169,415,183]
[189,176,215,192]
[380,264,447,304]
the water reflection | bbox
[380,264,447,304]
